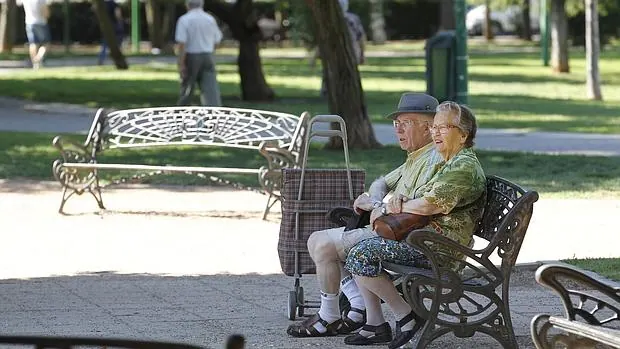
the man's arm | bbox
[358,37,365,64]
[174,18,187,78]
[176,43,187,78]
[212,19,223,51]
[42,0,50,19]
[114,6,123,22]
[367,177,388,202]
[353,177,389,214]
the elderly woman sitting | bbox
[343,102,486,348]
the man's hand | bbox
[386,194,410,214]
[353,193,376,215]
[178,65,186,80]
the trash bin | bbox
[425,31,457,103]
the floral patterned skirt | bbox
[344,236,430,277]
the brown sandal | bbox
[338,307,366,334]
[286,313,342,338]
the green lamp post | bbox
[131,0,140,53]
[454,0,469,105]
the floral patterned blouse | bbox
[416,147,486,252]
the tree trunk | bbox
[92,0,128,69]
[238,39,274,101]
[306,0,380,149]
[145,0,164,50]
[484,0,494,40]
[160,1,175,54]
[585,0,602,100]
[439,0,456,30]
[520,0,532,40]
[369,0,386,44]
[204,0,274,101]
[550,0,569,73]
[0,0,16,53]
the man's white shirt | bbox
[175,8,223,54]
[21,0,47,25]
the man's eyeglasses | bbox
[428,124,460,134]
[393,120,425,128]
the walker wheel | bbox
[297,287,305,317]
[287,291,297,320]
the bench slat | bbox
[60,163,261,174]
[550,316,620,347]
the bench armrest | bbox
[257,141,296,194]
[405,229,503,288]
[535,263,620,326]
[52,136,99,191]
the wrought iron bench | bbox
[52,107,309,219]
[329,175,539,348]
[531,263,620,349]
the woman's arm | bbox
[386,195,444,216]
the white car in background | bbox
[466,4,540,36]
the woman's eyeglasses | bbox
[428,124,460,134]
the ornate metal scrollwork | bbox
[52,136,97,193]
[103,107,301,150]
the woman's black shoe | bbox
[388,311,423,349]
[344,322,392,346]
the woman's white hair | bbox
[338,0,349,12]
[186,0,204,9]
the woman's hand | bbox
[386,194,410,214]
[369,207,383,226]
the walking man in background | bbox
[97,0,125,65]
[21,0,50,69]
[175,0,223,106]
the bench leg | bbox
[58,186,75,214]
[262,192,280,220]
[57,178,106,214]
[89,176,106,210]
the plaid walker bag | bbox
[277,115,366,320]
[278,168,366,276]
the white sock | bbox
[313,291,341,333]
[341,275,365,323]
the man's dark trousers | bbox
[177,52,221,106]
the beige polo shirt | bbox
[383,143,444,199]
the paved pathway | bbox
[2,97,620,156]
[1,180,618,349]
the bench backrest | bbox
[474,175,539,274]
[90,107,308,157]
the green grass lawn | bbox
[563,258,620,281]
[0,47,619,134]
[2,131,619,199]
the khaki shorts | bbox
[326,225,377,261]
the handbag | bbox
[373,213,429,241]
